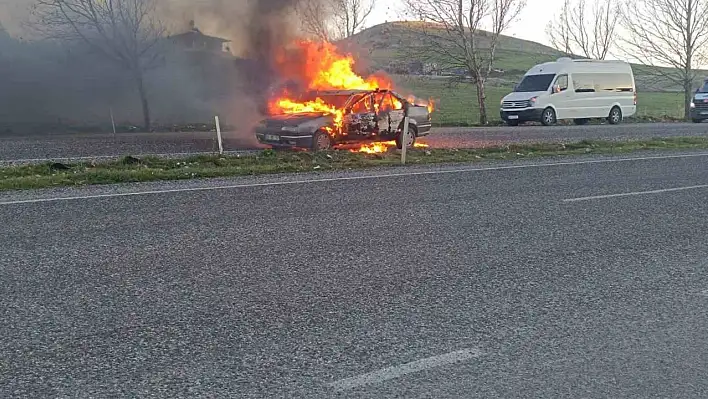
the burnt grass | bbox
[1,137,708,191]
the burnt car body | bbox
[255,89,432,150]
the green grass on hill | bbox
[341,21,698,124]
[393,76,686,126]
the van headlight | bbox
[691,101,696,108]
[529,96,538,106]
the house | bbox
[166,21,231,54]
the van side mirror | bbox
[513,83,518,91]
[551,85,560,93]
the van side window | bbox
[574,73,595,93]
[602,73,634,92]
[556,75,568,91]
[573,73,633,93]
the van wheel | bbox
[608,106,622,124]
[573,118,589,125]
[541,107,556,126]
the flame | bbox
[356,141,396,153]
[352,140,430,154]
[264,40,434,146]
[271,97,344,128]
[406,95,436,114]
[267,40,394,133]
[273,40,392,91]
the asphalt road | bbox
[1,152,708,397]
[1,122,708,161]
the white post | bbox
[215,115,224,155]
[401,116,410,165]
[110,107,116,137]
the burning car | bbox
[255,88,432,151]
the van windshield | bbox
[698,82,708,93]
[515,74,556,92]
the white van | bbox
[499,57,637,126]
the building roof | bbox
[168,28,230,43]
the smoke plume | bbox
[0,0,331,134]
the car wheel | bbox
[312,129,333,151]
[573,118,589,125]
[396,124,417,149]
[541,107,556,126]
[506,120,519,126]
[608,106,622,125]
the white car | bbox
[500,57,637,126]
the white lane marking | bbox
[563,184,708,202]
[1,152,708,206]
[328,348,482,391]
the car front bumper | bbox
[255,129,314,148]
[500,108,543,123]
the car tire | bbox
[312,129,333,151]
[396,123,417,149]
[541,107,556,126]
[573,118,589,125]
[608,106,622,125]
[506,120,519,126]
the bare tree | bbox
[31,0,166,130]
[545,0,618,60]
[296,0,337,41]
[402,0,526,125]
[332,0,375,38]
[620,0,708,119]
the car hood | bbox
[262,112,332,126]
[502,91,547,102]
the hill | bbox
[335,22,690,125]
[339,21,700,94]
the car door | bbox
[550,74,572,119]
[377,92,406,137]
[346,93,376,136]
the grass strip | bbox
[1,136,708,191]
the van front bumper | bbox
[690,107,708,120]
[500,108,543,123]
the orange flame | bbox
[265,40,433,145]
[273,40,393,92]
[271,98,344,129]
[355,141,396,153]
[406,95,436,114]
[267,40,394,134]
[352,141,430,153]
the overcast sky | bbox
[371,0,561,46]
[0,0,560,46]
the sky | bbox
[370,0,562,47]
[0,0,561,47]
